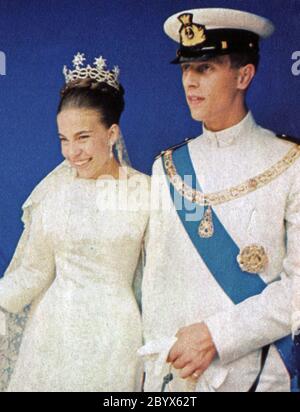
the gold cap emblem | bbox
[178,13,206,47]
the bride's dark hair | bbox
[57,78,125,127]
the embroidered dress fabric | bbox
[0,161,149,392]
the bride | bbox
[0,53,150,392]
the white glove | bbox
[137,336,177,377]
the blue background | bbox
[0,0,299,274]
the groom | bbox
[142,8,300,392]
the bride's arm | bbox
[133,231,148,312]
[0,310,5,336]
[0,202,55,314]
[292,276,300,337]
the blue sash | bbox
[162,143,295,378]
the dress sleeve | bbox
[0,195,55,314]
[132,174,151,312]
[133,228,149,313]
[0,162,68,391]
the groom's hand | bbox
[167,322,217,379]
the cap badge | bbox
[178,13,206,47]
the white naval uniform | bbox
[142,112,300,392]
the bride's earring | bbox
[109,141,114,159]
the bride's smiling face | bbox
[57,108,118,179]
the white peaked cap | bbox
[164,8,275,42]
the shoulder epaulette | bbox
[276,134,300,145]
[155,137,196,160]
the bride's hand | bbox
[0,310,6,336]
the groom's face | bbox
[181,56,242,126]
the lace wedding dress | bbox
[0,161,149,392]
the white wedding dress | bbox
[0,161,150,392]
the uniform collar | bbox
[202,112,256,148]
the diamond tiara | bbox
[63,52,120,90]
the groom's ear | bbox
[236,64,256,91]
